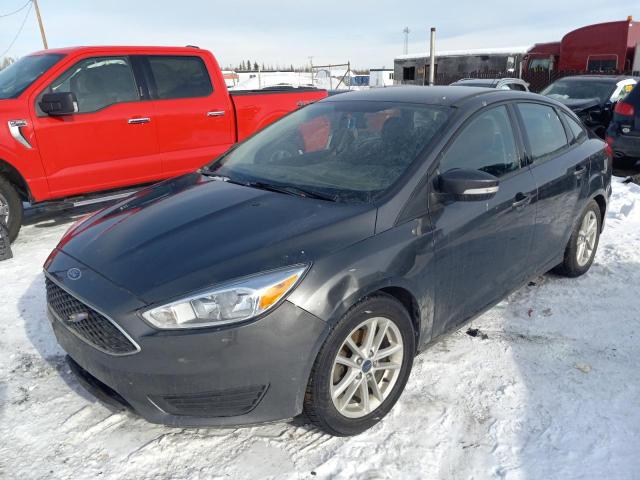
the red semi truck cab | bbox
[0,46,327,241]
[524,18,640,73]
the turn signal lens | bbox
[259,275,299,310]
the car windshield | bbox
[0,54,64,100]
[541,79,616,103]
[206,100,450,203]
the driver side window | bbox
[38,56,139,115]
[439,105,520,177]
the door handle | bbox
[512,193,531,209]
[573,165,587,177]
[207,111,226,117]
[128,117,151,124]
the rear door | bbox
[431,104,537,335]
[514,102,589,270]
[140,54,235,177]
[32,55,161,197]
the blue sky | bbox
[0,0,637,68]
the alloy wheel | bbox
[330,316,404,418]
[576,210,598,267]
[0,192,10,227]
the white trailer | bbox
[369,68,394,87]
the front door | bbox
[430,104,538,336]
[32,56,161,198]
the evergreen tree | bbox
[240,61,245,70]
[247,59,252,71]
[253,61,259,71]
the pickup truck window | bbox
[39,56,139,114]
[0,54,63,100]
[147,56,213,100]
[208,100,449,203]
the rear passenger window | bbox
[517,103,568,160]
[440,105,520,177]
[148,56,213,99]
[562,112,587,143]
[42,56,139,114]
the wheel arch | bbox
[592,193,607,232]
[0,159,31,202]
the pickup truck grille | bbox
[46,278,138,355]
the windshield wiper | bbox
[245,181,337,202]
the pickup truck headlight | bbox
[142,265,308,329]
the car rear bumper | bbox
[45,250,328,427]
[610,134,640,165]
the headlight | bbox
[141,265,308,329]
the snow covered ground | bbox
[1,177,639,480]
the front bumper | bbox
[45,249,328,427]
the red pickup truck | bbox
[0,46,327,241]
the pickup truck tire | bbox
[554,200,601,278]
[0,176,23,243]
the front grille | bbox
[153,385,268,417]
[46,278,138,355]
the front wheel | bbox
[0,176,23,243]
[303,294,415,436]
[554,200,601,277]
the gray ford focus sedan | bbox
[44,86,611,436]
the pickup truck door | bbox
[137,55,235,177]
[31,55,162,198]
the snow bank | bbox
[1,179,639,479]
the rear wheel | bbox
[0,176,23,243]
[554,200,601,277]
[303,294,415,436]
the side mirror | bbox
[39,92,78,116]
[438,168,499,201]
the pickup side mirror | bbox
[39,92,78,116]
[438,168,500,201]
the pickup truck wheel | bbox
[554,200,601,278]
[303,294,415,436]
[0,176,23,243]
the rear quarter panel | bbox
[231,89,327,141]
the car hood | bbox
[56,173,376,304]
[554,97,601,112]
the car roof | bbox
[321,85,541,107]
[26,45,203,56]
[557,75,637,83]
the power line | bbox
[0,1,33,58]
[0,0,31,18]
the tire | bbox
[554,200,601,278]
[613,157,638,170]
[303,294,416,436]
[0,176,23,243]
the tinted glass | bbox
[562,112,587,143]
[508,83,527,91]
[541,79,615,103]
[44,56,138,113]
[0,54,63,99]
[148,56,212,99]
[207,101,450,203]
[517,103,568,159]
[440,105,520,177]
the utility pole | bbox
[33,0,48,49]
[428,27,436,86]
[403,27,409,55]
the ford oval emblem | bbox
[67,268,82,281]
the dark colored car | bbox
[541,75,637,138]
[44,86,612,436]
[450,77,529,91]
[606,82,640,170]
